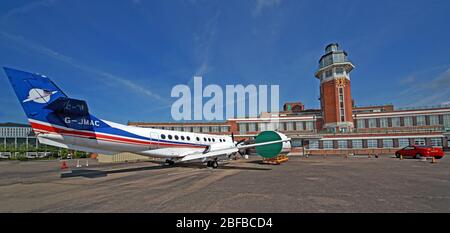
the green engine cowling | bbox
[255,131,290,158]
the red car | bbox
[395,145,445,159]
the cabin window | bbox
[196,137,200,141]
[160,134,166,139]
[187,136,191,141]
[174,135,179,140]
[168,135,172,140]
[204,138,207,142]
[212,138,215,142]
[181,136,185,140]
[208,138,211,142]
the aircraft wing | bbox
[180,147,238,162]
[179,138,291,162]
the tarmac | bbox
[0,154,449,212]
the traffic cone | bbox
[60,160,68,170]
[431,157,437,164]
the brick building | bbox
[129,43,450,155]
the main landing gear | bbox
[206,160,218,169]
[165,159,175,166]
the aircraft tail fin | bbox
[3,67,96,131]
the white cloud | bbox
[1,0,57,24]
[252,0,282,17]
[192,11,221,77]
[394,68,450,107]
[0,30,168,102]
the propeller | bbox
[229,132,247,159]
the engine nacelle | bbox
[255,131,291,158]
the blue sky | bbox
[1,0,449,124]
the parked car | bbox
[395,145,445,159]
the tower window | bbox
[335,67,344,75]
[325,70,333,78]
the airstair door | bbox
[150,132,159,149]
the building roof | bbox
[0,122,31,128]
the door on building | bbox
[150,132,159,149]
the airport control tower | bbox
[315,43,355,133]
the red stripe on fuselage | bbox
[30,122,206,149]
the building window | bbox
[368,119,377,128]
[248,123,257,132]
[220,126,229,132]
[305,122,314,131]
[391,117,400,127]
[211,126,219,132]
[367,139,377,148]
[338,140,347,149]
[309,140,319,150]
[403,116,413,126]
[398,138,410,147]
[291,139,302,148]
[382,139,393,148]
[338,87,345,122]
[286,122,294,131]
[269,122,279,131]
[202,126,210,133]
[444,114,450,128]
[414,138,426,146]
[357,119,365,128]
[429,115,439,125]
[416,116,426,126]
[239,123,246,134]
[323,140,333,149]
[193,127,201,133]
[352,140,363,149]
[380,118,388,128]
[430,138,443,147]
[295,122,304,131]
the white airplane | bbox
[4,67,291,168]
